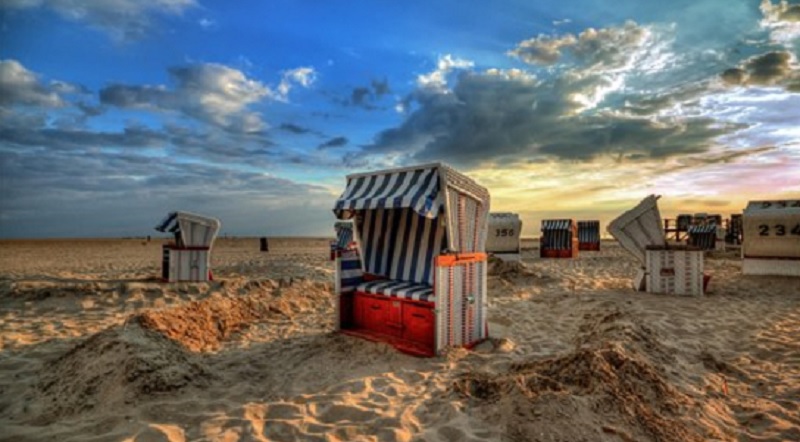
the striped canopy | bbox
[688,224,717,234]
[333,165,443,219]
[542,219,573,230]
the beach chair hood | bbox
[332,162,491,253]
[607,195,666,264]
[155,211,221,248]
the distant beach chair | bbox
[332,163,491,357]
[577,220,601,251]
[608,195,707,296]
[154,211,220,282]
[486,212,522,262]
[726,214,743,245]
[741,199,800,276]
[687,224,718,251]
[540,219,578,258]
[329,220,355,260]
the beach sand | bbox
[0,238,798,441]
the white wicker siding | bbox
[167,249,209,282]
[645,248,704,296]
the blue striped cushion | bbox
[356,280,434,303]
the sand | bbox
[0,237,798,441]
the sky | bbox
[1,0,799,238]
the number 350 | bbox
[495,229,515,237]
[759,224,800,236]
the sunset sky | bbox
[1,0,799,238]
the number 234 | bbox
[758,224,800,236]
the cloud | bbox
[351,87,371,106]
[0,59,72,107]
[417,54,474,90]
[198,18,216,30]
[344,78,391,109]
[276,67,316,99]
[364,59,735,167]
[0,0,196,41]
[317,136,348,149]
[0,125,169,150]
[510,21,677,113]
[721,51,799,88]
[0,149,335,238]
[100,63,316,133]
[510,21,649,71]
[760,0,800,44]
[278,123,313,135]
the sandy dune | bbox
[0,238,798,441]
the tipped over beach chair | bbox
[154,211,220,282]
[332,163,491,357]
[608,195,706,296]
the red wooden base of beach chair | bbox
[540,248,579,258]
[339,292,436,357]
[578,242,600,251]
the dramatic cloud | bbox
[721,51,799,88]
[510,21,677,113]
[416,55,474,90]
[0,0,196,40]
[100,63,315,133]
[318,136,348,149]
[510,21,649,70]
[0,59,70,107]
[365,62,733,167]
[760,0,800,44]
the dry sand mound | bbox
[455,311,713,442]
[27,278,331,422]
[137,279,330,352]
[33,322,211,421]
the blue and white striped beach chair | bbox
[332,163,491,356]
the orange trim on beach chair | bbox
[435,253,487,267]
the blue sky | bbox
[1,0,799,238]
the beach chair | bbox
[154,211,220,282]
[742,200,800,276]
[687,224,717,251]
[540,219,578,258]
[608,195,706,295]
[486,212,522,262]
[330,221,355,260]
[577,220,601,251]
[332,163,491,357]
